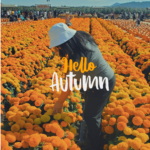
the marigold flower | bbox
[144,128,149,134]
[70,144,78,150]
[123,127,132,135]
[16,119,25,128]
[137,128,146,133]
[30,95,38,101]
[78,109,83,114]
[17,93,24,98]
[56,128,64,138]
[137,133,149,143]
[61,112,67,120]
[51,137,61,147]
[134,110,145,119]
[77,115,83,121]
[53,113,61,120]
[70,127,77,135]
[66,131,74,140]
[117,116,128,124]
[11,124,20,132]
[5,133,16,143]
[1,139,8,149]
[35,98,43,107]
[143,120,150,128]
[21,140,29,148]
[118,136,127,141]
[14,132,21,141]
[40,134,47,142]
[41,114,51,123]
[29,114,37,120]
[132,116,143,126]
[117,142,129,150]
[29,136,41,147]
[45,124,52,132]
[34,118,42,125]
[60,121,68,127]
[117,122,127,131]
[104,126,114,134]
[59,139,68,150]
[24,123,33,130]
[64,116,72,124]
[14,142,22,149]
[109,118,116,126]
[47,109,53,115]
[64,138,71,149]
[1,134,5,140]
[114,106,124,115]
[33,108,41,116]
[2,146,13,150]
[42,144,54,150]
[101,119,108,127]
[132,130,139,136]
[130,139,142,149]
[23,110,30,117]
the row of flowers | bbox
[91,18,150,150]
[1,18,67,115]
[109,20,150,43]
[1,18,91,150]
[97,18,150,85]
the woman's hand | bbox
[52,100,63,115]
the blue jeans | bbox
[83,74,116,150]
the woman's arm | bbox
[52,73,74,115]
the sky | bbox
[1,0,150,6]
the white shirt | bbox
[44,12,47,18]
[7,11,10,15]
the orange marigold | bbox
[21,140,29,148]
[130,139,141,150]
[2,146,13,150]
[14,142,22,149]
[109,118,116,126]
[28,136,41,147]
[60,121,68,127]
[143,120,150,128]
[117,142,129,150]
[66,131,74,140]
[132,116,143,126]
[64,138,71,149]
[5,133,16,143]
[117,116,128,124]
[51,137,61,147]
[1,139,8,149]
[117,122,127,131]
[137,128,145,133]
[56,128,64,138]
[114,106,124,115]
[104,126,114,134]
[42,143,54,150]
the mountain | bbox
[111,3,120,7]
[110,1,150,8]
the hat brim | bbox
[49,29,76,49]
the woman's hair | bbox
[56,31,97,61]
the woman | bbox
[49,23,116,150]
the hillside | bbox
[111,1,150,8]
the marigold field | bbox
[1,18,150,150]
